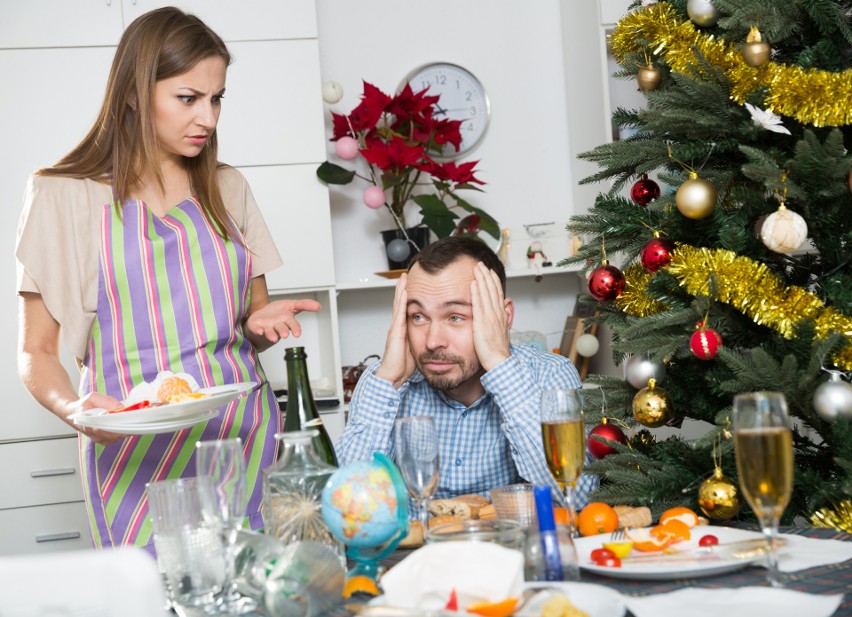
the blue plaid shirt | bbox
[336,344,598,508]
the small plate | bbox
[73,409,219,435]
[518,582,625,617]
[575,525,771,580]
[375,269,407,279]
[70,382,256,427]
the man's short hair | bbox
[409,236,507,292]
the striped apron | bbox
[78,197,280,553]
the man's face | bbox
[405,257,483,394]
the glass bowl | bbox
[425,519,525,551]
[490,483,538,529]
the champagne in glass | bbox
[393,416,440,534]
[733,391,793,588]
[540,389,584,536]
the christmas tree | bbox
[564,0,852,528]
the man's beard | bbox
[417,352,479,392]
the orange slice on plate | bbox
[465,597,520,617]
[659,506,700,528]
[625,527,673,552]
[651,519,691,544]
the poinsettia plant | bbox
[316,81,499,242]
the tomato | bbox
[592,555,622,567]
[590,548,616,562]
[699,534,719,547]
[108,400,152,414]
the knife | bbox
[619,537,787,564]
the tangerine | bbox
[553,507,571,526]
[465,597,520,617]
[625,527,672,552]
[577,502,619,537]
[342,574,380,598]
[659,506,700,528]
[650,519,691,544]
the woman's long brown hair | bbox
[37,6,237,241]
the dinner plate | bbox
[73,409,220,435]
[517,582,625,617]
[575,525,771,580]
[70,382,256,427]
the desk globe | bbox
[321,452,409,594]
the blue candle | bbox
[533,485,564,581]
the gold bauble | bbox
[698,467,741,520]
[632,378,673,428]
[676,172,717,219]
[742,26,770,67]
[637,65,663,91]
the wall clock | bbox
[402,62,490,158]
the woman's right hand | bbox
[67,392,126,446]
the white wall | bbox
[315,0,609,284]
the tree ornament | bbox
[632,378,673,427]
[810,499,852,533]
[588,261,625,302]
[636,64,663,91]
[686,0,720,27]
[760,204,807,255]
[813,371,852,421]
[576,333,600,358]
[363,185,386,209]
[321,80,344,104]
[625,354,666,389]
[640,234,676,273]
[690,323,722,360]
[676,172,717,219]
[587,418,628,459]
[742,26,771,67]
[630,174,661,206]
[698,467,740,520]
[629,428,656,452]
[335,136,359,160]
[386,238,411,263]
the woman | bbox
[15,7,316,553]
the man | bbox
[337,236,598,507]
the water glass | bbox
[540,388,585,536]
[147,476,225,610]
[524,526,579,582]
[490,483,538,529]
[733,391,794,587]
[393,416,440,532]
[262,540,345,617]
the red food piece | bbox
[108,400,152,414]
[592,555,622,567]
[590,548,616,562]
[444,588,458,612]
[699,534,719,547]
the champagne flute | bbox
[393,416,440,534]
[196,438,257,614]
[540,388,585,537]
[733,391,794,588]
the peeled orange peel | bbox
[659,506,700,528]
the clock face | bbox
[402,62,490,158]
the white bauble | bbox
[321,81,344,104]
[760,206,808,254]
[686,0,720,27]
[625,354,666,389]
[576,334,600,358]
[814,373,852,421]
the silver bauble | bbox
[386,238,411,262]
[814,372,852,421]
[625,354,666,389]
[686,0,720,27]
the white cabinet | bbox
[0,1,123,48]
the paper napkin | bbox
[776,532,852,572]
[625,586,843,617]
[380,541,524,610]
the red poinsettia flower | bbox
[360,135,425,171]
[331,112,353,141]
[387,83,440,121]
[427,160,485,185]
[432,118,463,149]
[347,81,391,133]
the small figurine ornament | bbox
[527,240,549,280]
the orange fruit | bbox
[577,502,619,537]
[626,527,672,552]
[651,519,691,544]
[659,506,700,528]
[465,597,520,617]
[553,507,571,526]
[342,574,380,598]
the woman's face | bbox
[151,56,227,165]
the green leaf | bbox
[451,195,500,239]
[316,161,355,185]
[413,194,458,238]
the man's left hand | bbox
[470,262,512,371]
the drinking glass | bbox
[733,391,793,587]
[393,416,440,533]
[196,438,257,614]
[540,388,585,537]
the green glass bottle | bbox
[282,346,338,466]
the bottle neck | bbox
[284,355,319,431]
[277,438,325,470]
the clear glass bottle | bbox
[262,430,345,563]
[283,346,338,467]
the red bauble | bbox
[588,420,628,459]
[690,327,722,360]
[630,174,661,207]
[640,237,676,272]
[588,263,626,301]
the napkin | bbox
[380,541,524,610]
[625,586,843,617]
[776,532,852,572]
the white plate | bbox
[70,382,256,427]
[518,582,625,617]
[576,525,771,580]
[73,409,219,435]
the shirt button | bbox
[387,399,395,406]
[383,412,391,419]
[455,458,462,466]
[461,411,467,418]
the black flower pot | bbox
[380,226,431,270]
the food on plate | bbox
[156,375,194,402]
[613,504,652,529]
[577,502,619,536]
[398,515,465,548]
[651,519,691,543]
[699,534,719,546]
[625,527,674,552]
[107,400,157,414]
[124,370,207,406]
[601,539,634,558]
[479,504,496,520]
[429,494,489,519]
[540,592,590,617]
[465,596,520,617]
[659,505,700,528]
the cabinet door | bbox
[0,438,82,509]
[217,40,327,167]
[124,0,317,42]
[0,1,123,48]
[239,165,335,290]
[0,502,91,555]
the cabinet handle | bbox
[30,468,76,478]
[35,531,81,543]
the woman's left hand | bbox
[245,298,321,344]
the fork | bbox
[609,528,629,541]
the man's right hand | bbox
[375,273,416,389]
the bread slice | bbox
[428,494,489,520]
[478,504,496,520]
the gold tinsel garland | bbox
[618,244,852,369]
[609,2,852,127]
[810,500,852,533]
[614,264,669,317]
